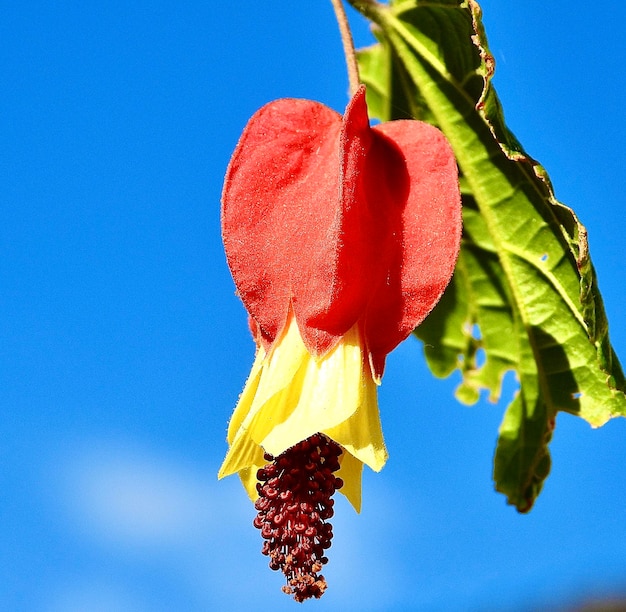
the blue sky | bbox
[2,1,626,610]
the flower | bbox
[218,85,461,600]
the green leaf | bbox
[352,0,626,511]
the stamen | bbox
[253,434,343,602]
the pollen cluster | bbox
[253,434,343,602]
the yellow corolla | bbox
[218,314,387,513]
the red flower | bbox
[219,86,461,600]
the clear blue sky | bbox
[2,2,626,610]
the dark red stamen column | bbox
[253,434,344,602]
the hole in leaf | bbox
[571,391,582,400]
[540,253,548,262]
[471,324,481,341]
[500,370,521,401]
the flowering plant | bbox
[218,0,626,601]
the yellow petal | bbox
[226,317,309,447]
[323,369,388,473]
[218,346,267,480]
[249,315,310,411]
[238,465,264,502]
[335,450,364,512]
[226,345,265,444]
[257,321,366,457]
[218,320,307,478]
[218,422,266,480]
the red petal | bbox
[222,97,340,348]
[292,87,385,353]
[365,120,461,379]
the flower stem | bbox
[329,0,360,96]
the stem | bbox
[329,0,360,96]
